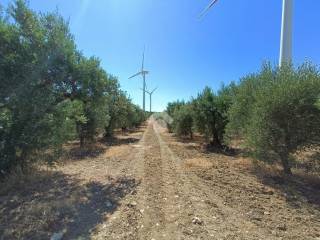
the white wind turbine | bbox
[145,87,158,113]
[129,48,149,112]
[200,0,293,67]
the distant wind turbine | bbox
[200,0,293,67]
[145,87,158,113]
[129,47,149,112]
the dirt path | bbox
[97,120,184,239]
[97,120,320,240]
[1,120,319,239]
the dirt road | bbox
[1,120,319,239]
[92,120,320,240]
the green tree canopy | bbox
[0,0,145,175]
[227,63,320,174]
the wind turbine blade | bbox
[128,71,142,79]
[199,0,219,18]
[140,88,150,94]
[151,87,158,94]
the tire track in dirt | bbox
[94,122,169,240]
[94,120,198,239]
[138,120,199,239]
[152,123,184,239]
[153,121,278,239]
[153,122,210,239]
[136,122,166,239]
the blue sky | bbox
[2,0,320,111]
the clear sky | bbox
[2,0,320,111]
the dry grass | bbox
[228,156,255,170]
[0,166,49,196]
[184,157,213,169]
[104,145,129,158]
[294,145,320,174]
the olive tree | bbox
[192,87,230,147]
[172,104,193,138]
[165,100,186,133]
[0,1,144,175]
[227,63,320,174]
[0,0,80,172]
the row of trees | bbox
[166,63,320,174]
[0,1,145,175]
[166,84,234,147]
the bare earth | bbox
[0,120,319,240]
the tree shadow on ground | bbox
[251,165,320,210]
[62,130,142,162]
[62,143,106,161]
[201,144,242,157]
[99,126,144,147]
[127,127,145,134]
[100,136,140,147]
[169,134,242,157]
[0,170,139,240]
[113,126,146,136]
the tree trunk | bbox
[104,126,113,138]
[280,152,292,175]
[76,122,85,148]
[212,129,222,147]
[210,117,222,147]
[80,135,84,148]
[105,116,115,139]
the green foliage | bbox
[166,100,185,117]
[0,1,144,175]
[227,63,320,174]
[226,63,275,137]
[105,88,146,137]
[315,98,320,109]
[131,105,146,128]
[165,100,185,133]
[192,87,231,146]
[164,63,320,174]
[0,0,78,173]
[72,56,111,146]
[165,86,232,144]
[172,104,193,138]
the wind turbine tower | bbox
[201,0,294,67]
[145,87,158,113]
[279,0,293,67]
[129,48,149,112]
